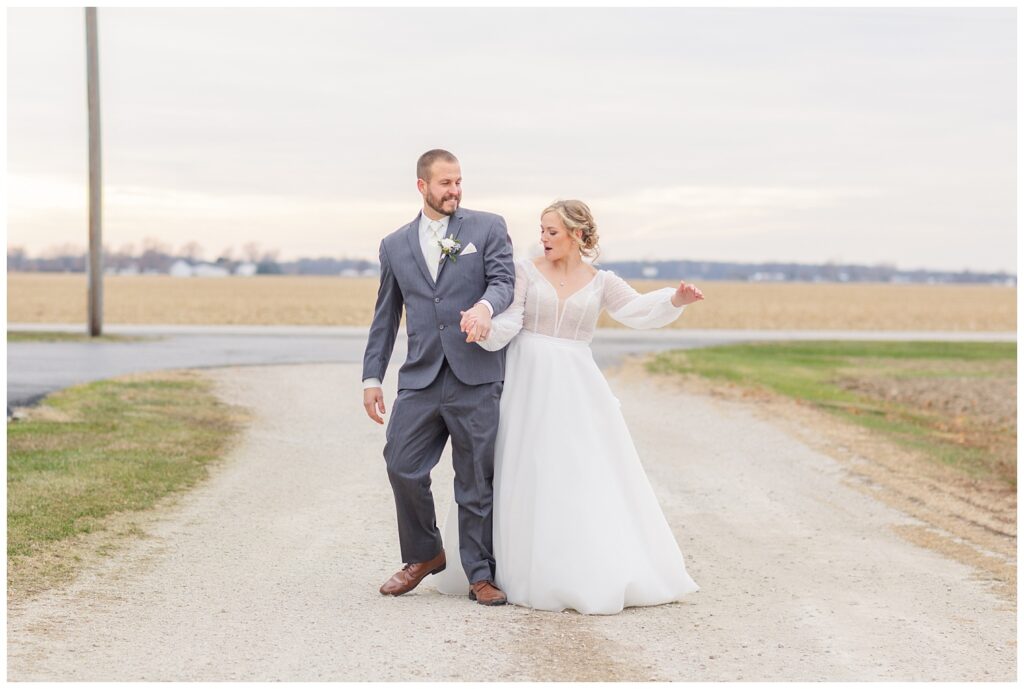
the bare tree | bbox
[44,242,86,259]
[142,236,171,254]
[180,241,204,262]
[138,237,172,272]
[7,246,27,272]
[242,241,261,263]
[216,245,235,263]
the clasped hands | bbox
[363,302,492,425]
[459,303,491,343]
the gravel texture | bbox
[6,362,1016,681]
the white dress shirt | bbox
[420,213,448,282]
[362,211,494,389]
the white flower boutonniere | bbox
[436,234,462,264]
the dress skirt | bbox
[433,329,699,614]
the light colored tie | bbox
[427,220,443,281]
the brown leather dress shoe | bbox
[379,551,446,596]
[469,580,507,606]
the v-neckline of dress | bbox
[527,258,601,303]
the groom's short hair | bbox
[417,149,459,182]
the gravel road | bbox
[6,362,1016,681]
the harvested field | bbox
[7,273,1017,330]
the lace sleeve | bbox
[601,271,685,329]
[477,259,527,351]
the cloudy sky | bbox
[7,7,1016,271]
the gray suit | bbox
[362,207,515,584]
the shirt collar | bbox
[419,212,450,237]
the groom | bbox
[361,149,515,605]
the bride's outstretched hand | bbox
[671,281,705,308]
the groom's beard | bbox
[425,190,460,217]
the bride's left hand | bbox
[459,310,490,343]
[672,281,705,307]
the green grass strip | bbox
[647,341,1016,485]
[7,371,246,596]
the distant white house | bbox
[169,259,193,277]
[641,266,659,278]
[360,267,379,277]
[193,263,230,278]
[235,262,258,276]
[339,268,360,277]
[169,260,230,278]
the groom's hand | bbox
[460,304,492,343]
[363,387,386,425]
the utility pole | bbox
[85,7,103,336]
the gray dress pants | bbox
[383,359,502,585]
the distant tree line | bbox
[7,240,375,277]
[597,259,1017,285]
[7,242,1015,284]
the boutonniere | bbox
[436,234,462,263]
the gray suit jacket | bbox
[362,207,516,390]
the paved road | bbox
[7,323,1016,409]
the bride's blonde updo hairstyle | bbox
[542,199,600,260]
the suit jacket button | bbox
[439,325,445,330]
[434,297,440,303]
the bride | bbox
[433,199,704,615]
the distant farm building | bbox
[169,260,231,278]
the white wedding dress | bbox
[433,255,700,614]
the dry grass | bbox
[7,273,1016,330]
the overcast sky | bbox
[7,7,1016,271]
